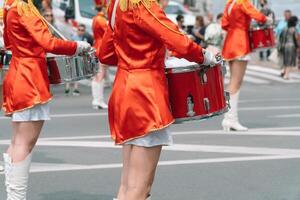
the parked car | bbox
[164,1,195,34]
[53,0,97,39]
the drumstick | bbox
[44,19,68,41]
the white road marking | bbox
[166,144,300,155]
[173,131,300,136]
[0,112,107,120]
[245,70,300,83]
[226,65,300,84]
[224,75,269,84]
[239,98,300,103]
[1,127,300,144]
[1,140,300,155]
[40,135,111,141]
[51,112,107,118]
[248,65,300,79]
[239,105,300,111]
[242,75,270,84]
[1,105,299,120]
[1,155,299,174]
[270,114,300,118]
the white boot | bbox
[222,90,248,131]
[91,80,108,109]
[92,80,101,109]
[3,153,32,200]
[98,80,108,109]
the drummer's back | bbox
[111,5,166,71]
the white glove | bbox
[201,50,222,67]
[265,17,273,26]
[75,41,91,55]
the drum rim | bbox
[165,63,224,74]
[165,65,201,73]
[173,107,229,124]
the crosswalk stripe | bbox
[245,70,300,83]
[242,75,270,84]
[248,65,300,79]
[225,65,300,84]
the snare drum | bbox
[0,50,98,84]
[47,51,98,84]
[249,26,275,51]
[165,57,229,123]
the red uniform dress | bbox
[99,0,204,144]
[92,11,108,52]
[2,0,77,115]
[222,0,266,60]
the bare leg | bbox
[283,66,291,79]
[222,60,248,131]
[227,60,247,95]
[9,121,44,162]
[74,82,79,90]
[123,145,162,200]
[3,121,44,199]
[117,145,132,200]
[94,64,107,82]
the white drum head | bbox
[165,57,199,69]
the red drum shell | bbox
[166,62,228,123]
[47,57,63,84]
[249,27,275,51]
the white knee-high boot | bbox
[91,80,108,109]
[222,90,248,131]
[98,80,108,109]
[3,153,32,200]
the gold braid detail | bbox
[14,0,48,27]
[140,0,184,35]
[118,0,183,35]
[120,0,155,11]
[227,0,245,4]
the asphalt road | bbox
[0,65,300,200]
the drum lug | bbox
[203,98,210,111]
[221,64,227,77]
[200,72,207,84]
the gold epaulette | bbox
[14,0,47,26]
[227,0,246,5]
[119,0,155,11]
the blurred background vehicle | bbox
[52,0,96,39]
[164,1,195,34]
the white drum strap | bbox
[110,0,120,30]
[228,0,236,16]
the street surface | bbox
[0,62,300,200]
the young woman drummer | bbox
[221,0,272,131]
[99,0,220,199]
[2,0,90,199]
